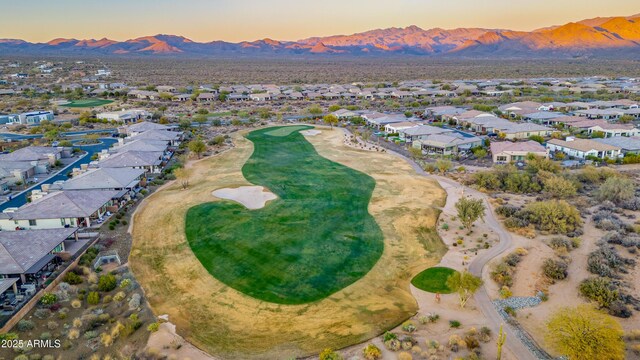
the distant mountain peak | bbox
[1,13,639,58]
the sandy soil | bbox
[129,126,447,359]
[147,317,218,360]
[211,185,277,210]
[300,129,322,136]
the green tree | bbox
[328,105,341,112]
[323,114,339,129]
[188,140,206,159]
[174,167,190,190]
[545,305,625,360]
[541,172,577,198]
[455,197,486,232]
[528,134,545,144]
[179,119,192,131]
[618,114,634,124]
[446,271,483,308]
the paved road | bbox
[435,176,538,360]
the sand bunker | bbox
[212,186,277,210]
[301,129,322,136]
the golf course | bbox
[61,99,113,107]
[130,125,447,359]
[185,126,384,304]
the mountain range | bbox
[1,14,639,58]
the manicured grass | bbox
[185,126,384,304]
[61,99,113,107]
[411,266,458,294]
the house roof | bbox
[56,168,144,191]
[490,140,547,154]
[401,125,453,137]
[97,151,163,168]
[0,228,77,274]
[112,139,168,153]
[547,138,621,152]
[588,123,638,131]
[8,190,118,220]
[126,121,171,133]
[129,129,181,142]
[593,137,640,151]
[0,146,61,162]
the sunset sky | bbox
[2,0,639,42]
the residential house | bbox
[587,123,640,138]
[96,109,150,124]
[414,133,483,155]
[0,146,63,174]
[593,137,640,155]
[96,151,164,174]
[546,138,621,160]
[490,140,548,163]
[0,190,119,230]
[399,125,453,142]
[384,121,419,134]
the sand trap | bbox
[212,186,277,210]
[301,129,322,136]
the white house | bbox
[546,137,621,160]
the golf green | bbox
[62,99,113,107]
[185,126,384,304]
[411,266,457,294]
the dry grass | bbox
[129,126,446,359]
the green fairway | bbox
[411,267,457,294]
[185,126,384,304]
[61,99,113,107]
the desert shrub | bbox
[608,300,632,318]
[449,320,461,328]
[363,343,382,360]
[504,171,540,193]
[128,293,141,309]
[524,200,582,235]
[479,326,492,342]
[87,292,100,305]
[496,205,519,218]
[504,253,521,267]
[402,320,416,333]
[499,286,513,299]
[100,333,113,347]
[541,173,577,198]
[98,274,117,292]
[46,321,58,330]
[40,293,57,306]
[503,216,530,229]
[596,176,635,204]
[579,277,619,308]
[587,246,633,278]
[426,313,440,323]
[62,271,83,285]
[16,320,35,332]
[70,299,82,309]
[448,334,463,352]
[68,329,80,340]
[87,273,98,284]
[542,259,568,281]
[548,237,575,252]
[620,197,640,211]
[83,330,98,339]
[113,291,126,302]
[147,322,160,332]
[491,262,513,287]
[397,352,412,360]
[119,278,131,288]
[39,331,51,341]
[103,295,112,303]
[472,171,500,190]
[383,332,398,342]
[72,318,82,328]
[592,210,627,231]
[384,339,401,351]
[122,313,143,337]
[34,308,50,320]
